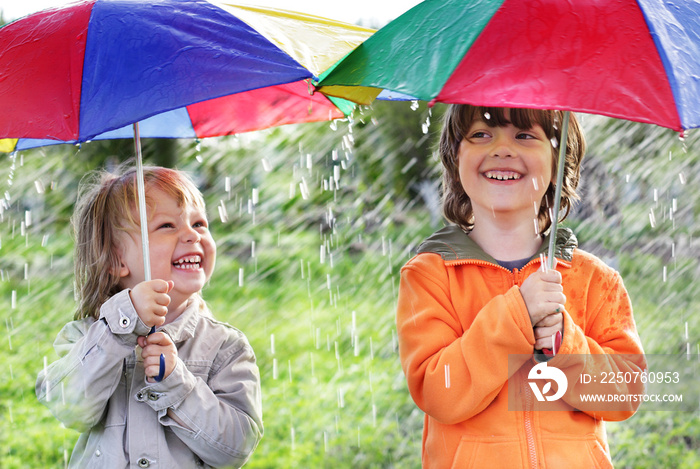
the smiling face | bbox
[116,187,216,315]
[457,109,554,225]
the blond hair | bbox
[439,105,586,234]
[72,163,206,320]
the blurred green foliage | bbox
[0,102,698,468]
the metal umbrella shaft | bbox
[546,110,570,271]
[133,122,164,382]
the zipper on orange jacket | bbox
[523,374,538,469]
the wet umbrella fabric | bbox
[0,0,373,150]
[318,0,700,132]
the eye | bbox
[193,220,208,229]
[158,222,175,229]
[468,130,491,140]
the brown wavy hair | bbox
[72,163,206,320]
[439,105,585,234]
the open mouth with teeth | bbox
[173,255,202,271]
[484,171,522,181]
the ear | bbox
[110,245,130,278]
[117,259,130,279]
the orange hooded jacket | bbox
[397,226,645,469]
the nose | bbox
[491,133,515,158]
[182,226,201,244]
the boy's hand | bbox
[520,270,566,326]
[138,333,177,382]
[130,280,175,328]
[533,312,564,350]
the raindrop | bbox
[334,166,340,184]
[270,334,275,355]
[251,241,256,258]
[273,358,278,379]
[678,173,686,185]
[34,180,45,194]
[484,112,491,120]
[306,154,313,172]
[445,364,451,388]
[649,209,656,228]
[290,427,295,451]
[11,290,16,309]
[330,120,338,131]
[337,386,345,408]
[238,268,244,287]
[299,178,310,200]
[251,188,259,205]
[401,158,417,174]
[550,137,558,149]
[261,158,272,172]
[410,100,419,111]
[41,234,49,247]
[662,265,667,282]
[218,201,228,223]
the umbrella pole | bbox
[133,122,152,281]
[546,111,570,271]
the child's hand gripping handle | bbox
[525,254,565,357]
[148,326,166,382]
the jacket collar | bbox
[161,297,208,343]
[416,225,577,264]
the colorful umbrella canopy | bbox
[318,0,700,132]
[0,0,373,151]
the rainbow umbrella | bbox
[0,1,372,152]
[317,0,700,267]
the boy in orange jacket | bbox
[396,105,644,468]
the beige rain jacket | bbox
[36,290,263,468]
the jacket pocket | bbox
[542,434,613,469]
[450,436,523,469]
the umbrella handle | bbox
[148,325,165,382]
